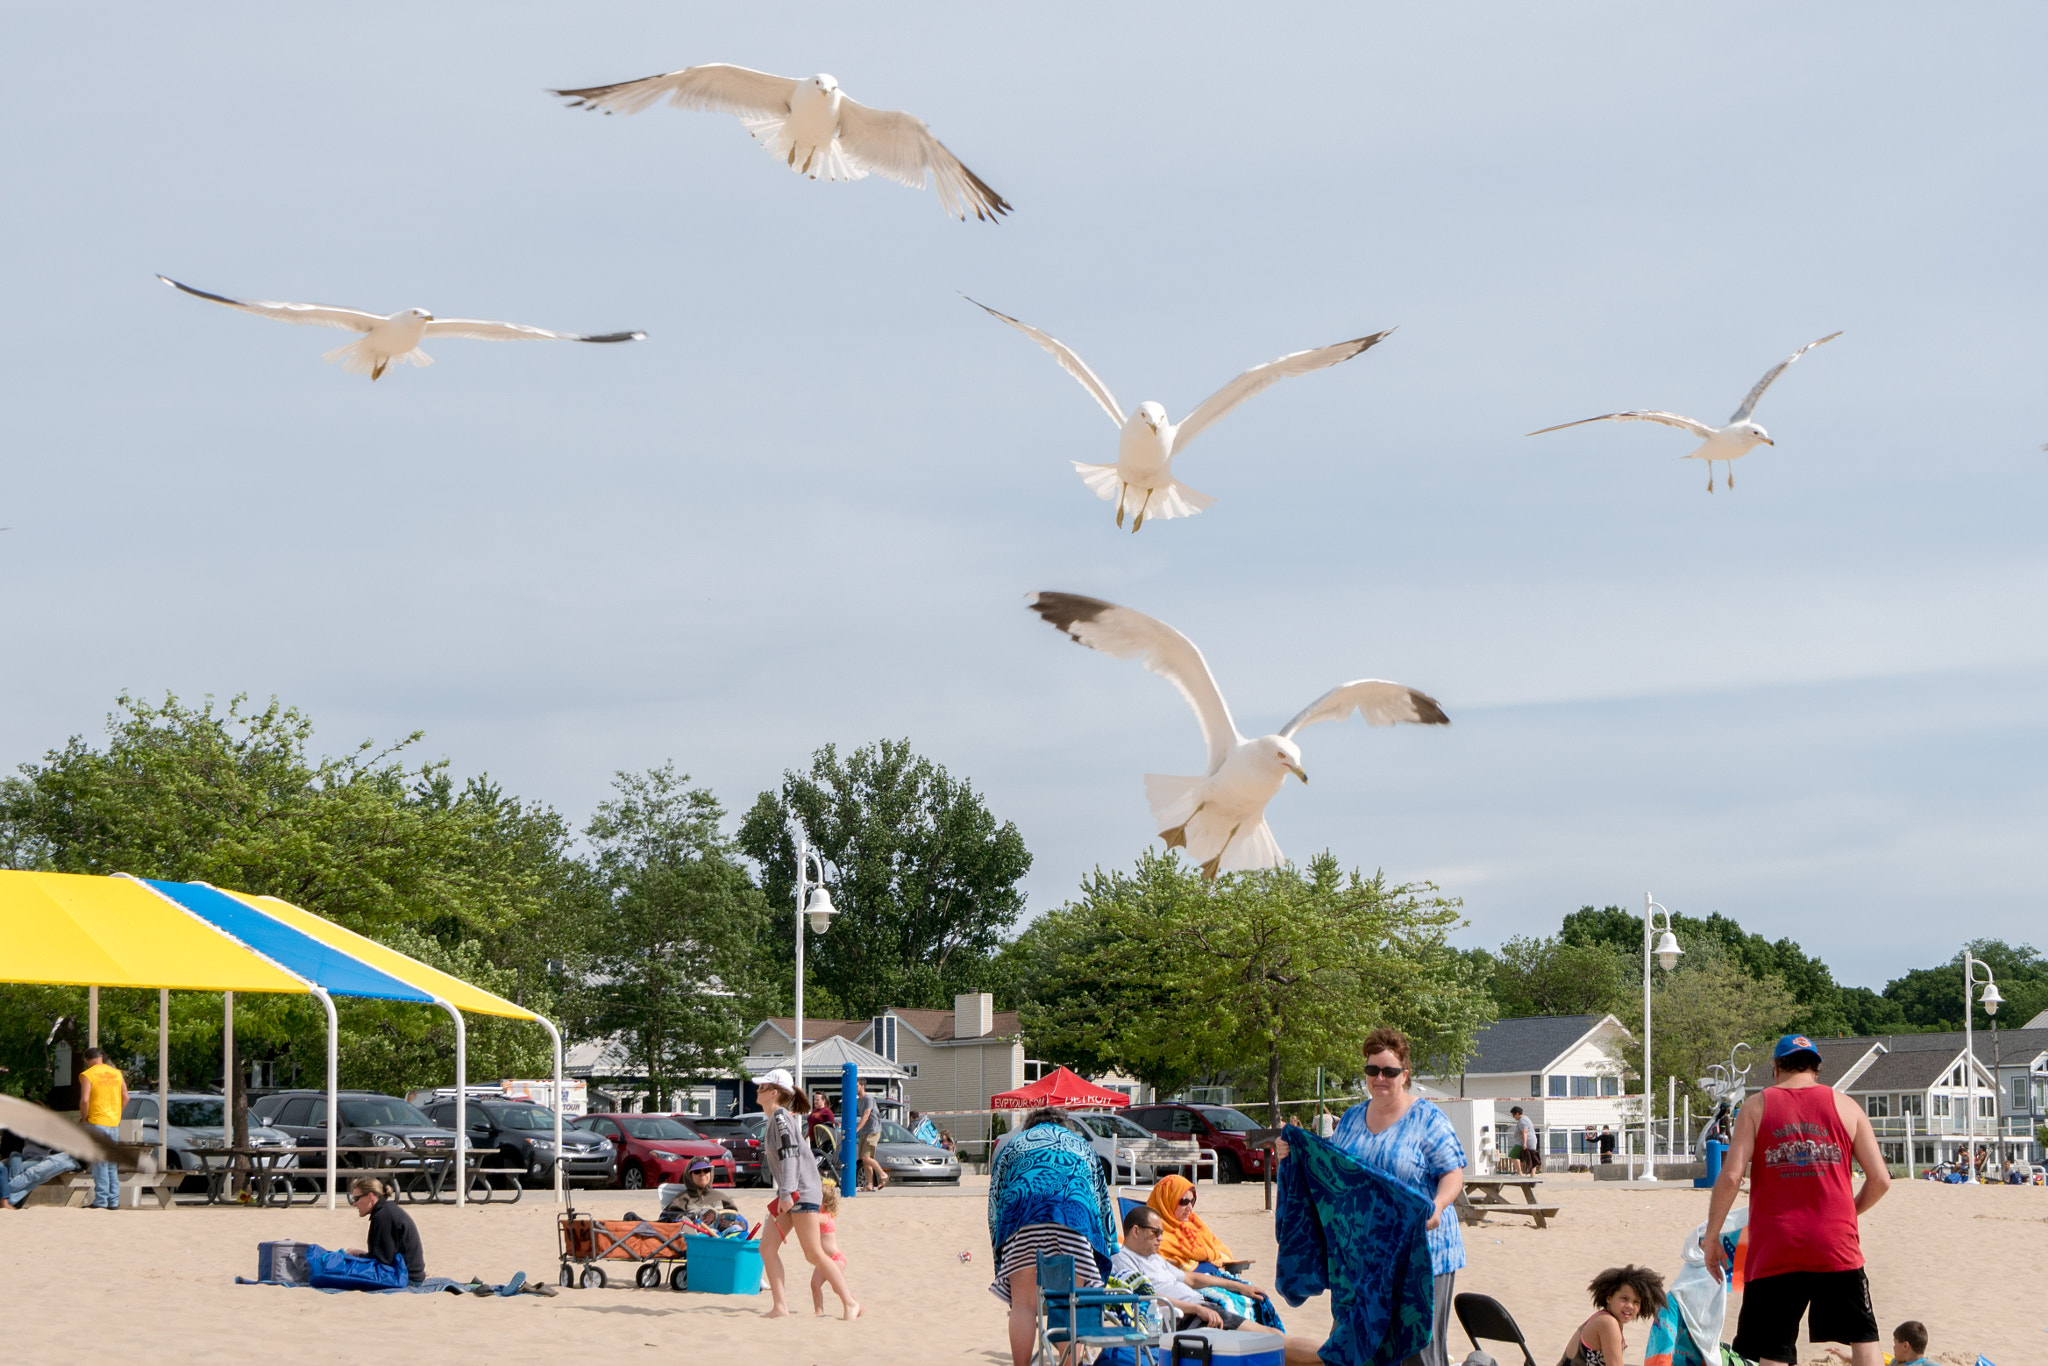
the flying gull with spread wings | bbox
[553,64,1010,222]
[1529,332,1841,492]
[973,300,1391,530]
[157,276,644,381]
[1027,592,1448,878]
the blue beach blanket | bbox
[987,1121,1118,1272]
[1275,1123,1435,1366]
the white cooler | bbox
[1169,1329,1287,1366]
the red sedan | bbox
[571,1113,737,1191]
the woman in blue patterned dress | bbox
[987,1107,1119,1366]
[1280,1026,1467,1366]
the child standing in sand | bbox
[809,1185,849,1315]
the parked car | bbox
[569,1113,736,1190]
[819,1119,961,1185]
[1122,1103,1273,1183]
[690,1114,769,1186]
[1069,1109,1174,1183]
[251,1090,458,1169]
[421,1097,614,1188]
[119,1093,296,1190]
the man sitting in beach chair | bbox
[1109,1205,1323,1363]
[659,1157,745,1235]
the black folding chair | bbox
[1453,1292,1538,1366]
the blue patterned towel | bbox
[1275,1123,1435,1366]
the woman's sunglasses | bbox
[1361,1064,1407,1079]
[1176,1194,1195,1207]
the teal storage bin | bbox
[684,1234,763,1295]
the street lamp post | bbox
[791,819,838,1109]
[1641,893,1683,1182]
[1963,949,2002,1177]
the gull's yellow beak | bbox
[1282,756,1308,784]
[1762,436,1775,446]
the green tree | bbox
[737,740,1031,1020]
[1605,942,1800,1120]
[577,767,771,1109]
[1018,851,1492,1134]
[1561,904,1848,1035]
[1838,985,1915,1035]
[1879,940,2048,1031]
[1483,935,1631,1018]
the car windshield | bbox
[1201,1108,1264,1133]
[487,1105,557,1130]
[339,1099,432,1127]
[1082,1114,1145,1138]
[619,1117,697,1140]
[879,1121,921,1144]
[168,1099,224,1127]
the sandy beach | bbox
[5,1174,2036,1365]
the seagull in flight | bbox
[1529,332,1841,492]
[973,300,1391,531]
[552,64,1010,222]
[1027,592,1448,878]
[157,276,645,381]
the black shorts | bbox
[1732,1268,1877,1364]
[1176,1307,1246,1332]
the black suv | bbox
[689,1114,768,1186]
[422,1098,615,1188]
[250,1090,457,1167]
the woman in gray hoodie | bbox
[756,1068,860,1320]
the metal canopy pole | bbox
[157,989,170,1183]
[313,986,338,1209]
[223,990,234,1145]
[434,1000,466,1208]
[536,1014,565,1204]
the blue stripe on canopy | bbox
[142,879,435,1003]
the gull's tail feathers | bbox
[1074,463,1122,501]
[1071,465,1218,523]
[1145,773,1204,839]
[323,338,431,378]
[745,120,865,182]
[1144,777,1282,879]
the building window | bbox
[1529,1075,1541,1096]
[1864,1095,1889,1119]
[1548,1130,1566,1155]
[1601,1075,1619,1096]
[2013,1079,2029,1114]
[1978,1095,1996,1118]
[1899,1093,1923,1117]
[1548,1075,1567,1098]
[1932,1094,1950,1117]
[2034,1080,2048,1112]
[903,1063,918,1078]
[869,1016,897,1061]
[1571,1076,1597,1098]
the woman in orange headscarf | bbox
[1145,1173,1243,1272]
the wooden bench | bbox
[1456,1175,1560,1230]
[25,1170,181,1210]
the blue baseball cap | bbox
[1773,1034,1821,1064]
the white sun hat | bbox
[755,1067,796,1094]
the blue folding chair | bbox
[1034,1251,1174,1366]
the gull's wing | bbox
[1170,330,1393,457]
[1279,680,1449,739]
[1526,410,1716,439]
[552,63,797,119]
[1729,331,1842,423]
[0,1094,151,1170]
[836,97,1010,221]
[423,318,645,344]
[968,299,1124,428]
[158,276,378,334]
[1027,592,1239,776]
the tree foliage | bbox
[1561,904,1848,1036]
[1877,939,2048,1032]
[737,739,1031,1020]
[1477,935,1631,1019]
[1017,852,1492,1122]
[576,767,771,1109]
[1605,941,1800,1119]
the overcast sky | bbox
[6,5,2044,989]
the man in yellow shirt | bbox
[77,1049,128,1209]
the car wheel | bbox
[622,1163,646,1190]
[1216,1152,1242,1184]
[580,1266,607,1290]
[635,1263,662,1289]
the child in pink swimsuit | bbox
[810,1186,848,1315]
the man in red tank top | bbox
[1703,1035,1892,1366]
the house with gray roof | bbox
[1815,1028,2046,1166]
[1420,1013,1634,1168]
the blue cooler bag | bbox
[305,1245,408,1291]
[1170,1329,1286,1366]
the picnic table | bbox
[1455,1175,1560,1229]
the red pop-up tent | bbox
[990,1065,1129,1110]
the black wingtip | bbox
[580,331,646,344]
[1408,689,1450,726]
[157,276,244,308]
[1026,591,1115,640]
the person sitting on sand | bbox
[1145,1173,1246,1273]
[346,1176,426,1287]
[1112,1205,1323,1364]
[661,1156,742,1233]
[1557,1265,1666,1366]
